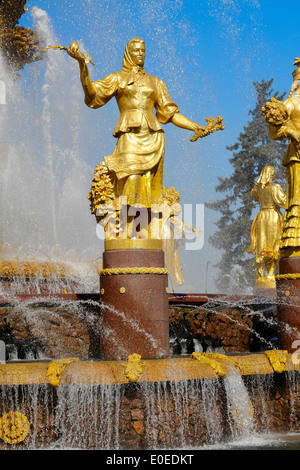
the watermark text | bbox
[95,200,204,251]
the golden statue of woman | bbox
[262,58,300,251]
[247,166,286,288]
[65,38,224,241]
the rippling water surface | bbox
[201,433,300,450]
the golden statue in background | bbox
[0,0,43,73]
[248,166,286,288]
[50,38,224,244]
[161,186,201,288]
[262,58,300,252]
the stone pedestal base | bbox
[276,255,300,352]
[256,278,276,290]
[99,249,169,360]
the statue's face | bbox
[128,41,145,67]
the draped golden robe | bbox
[249,183,286,263]
[85,71,179,207]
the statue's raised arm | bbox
[67,42,97,104]
[43,42,96,103]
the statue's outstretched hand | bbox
[190,116,225,142]
[281,125,300,143]
[190,125,206,142]
[67,42,95,65]
[67,42,85,63]
[42,42,95,66]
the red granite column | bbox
[99,248,169,360]
[277,254,300,352]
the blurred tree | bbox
[207,79,287,292]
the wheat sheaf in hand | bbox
[261,97,289,126]
[190,116,225,142]
[42,43,95,66]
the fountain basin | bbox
[0,353,298,386]
[0,259,101,295]
[0,353,298,449]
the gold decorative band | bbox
[276,273,300,280]
[99,267,169,276]
[105,239,162,251]
[0,260,69,279]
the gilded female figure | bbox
[248,166,286,287]
[262,58,300,251]
[67,37,223,239]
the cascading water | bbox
[0,361,298,450]
[0,7,101,294]
[53,382,122,450]
[222,369,256,439]
[142,378,226,448]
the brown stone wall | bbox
[170,306,254,352]
[0,297,277,359]
[246,372,300,433]
[0,298,99,359]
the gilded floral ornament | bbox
[87,162,114,215]
[261,97,289,126]
[122,353,145,382]
[191,352,226,377]
[264,350,288,373]
[0,411,30,444]
[46,358,80,387]
[86,162,120,239]
[191,352,241,376]
[204,352,240,372]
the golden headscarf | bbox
[120,37,145,88]
[255,166,275,188]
